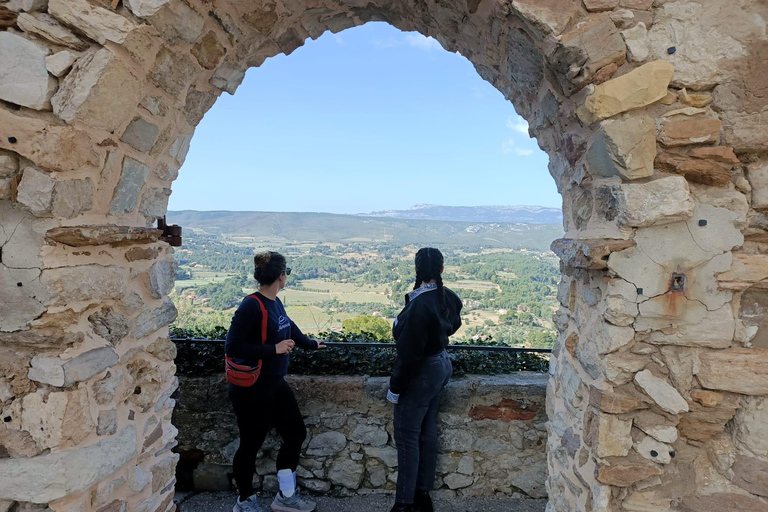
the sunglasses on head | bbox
[284,268,292,276]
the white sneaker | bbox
[270,489,316,512]
[234,494,264,512]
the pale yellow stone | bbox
[577,60,674,123]
[596,413,633,457]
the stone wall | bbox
[172,373,548,497]
[0,0,767,511]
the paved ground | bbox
[177,492,547,512]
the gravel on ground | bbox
[177,491,547,512]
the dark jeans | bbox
[394,350,453,504]
[228,376,306,499]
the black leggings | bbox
[228,376,306,498]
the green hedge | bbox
[171,327,549,377]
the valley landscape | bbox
[168,205,563,349]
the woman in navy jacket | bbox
[226,251,325,512]
[387,247,463,512]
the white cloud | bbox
[372,32,442,51]
[404,33,442,51]
[501,138,534,157]
[514,148,534,157]
[506,115,529,135]
[333,34,344,45]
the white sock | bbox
[277,468,295,498]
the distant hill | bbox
[362,204,563,224]
[167,210,563,252]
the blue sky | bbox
[169,22,560,215]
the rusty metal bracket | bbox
[157,216,182,247]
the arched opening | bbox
[0,1,766,512]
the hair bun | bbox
[254,252,272,267]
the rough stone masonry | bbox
[0,0,766,511]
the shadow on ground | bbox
[176,491,548,512]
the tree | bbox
[342,315,392,341]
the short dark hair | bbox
[253,251,287,285]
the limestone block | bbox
[656,152,731,187]
[6,0,47,12]
[550,238,633,270]
[586,115,655,180]
[677,402,736,442]
[697,349,768,395]
[634,435,673,464]
[21,387,93,450]
[678,493,767,512]
[52,48,143,133]
[45,50,77,78]
[64,347,120,385]
[92,370,123,405]
[111,157,149,215]
[746,162,768,209]
[730,456,768,498]
[153,162,179,182]
[48,0,135,45]
[128,465,151,492]
[124,0,171,17]
[144,0,204,44]
[595,413,633,457]
[596,464,660,487]
[605,351,647,385]
[120,117,160,153]
[0,109,105,172]
[147,260,176,299]
[603,294,638,326]
[577,60,674,124]
[149,47,198,96]
[0,32,56,110]
[621,22,649,62]
[443,473,474,489]
[88,307,130,345]
[52,178,93,218]
[634,370,688,414]
[505,28,544,98]
[150,455,178,493]
[192,31,226,70]
[184,88,217,127]
[551,14,626,95]
[583,0,617,12]
[328,458,364,489]
[689,146,739,165]
[618,176,693,227]
[589,386,645,414]
[138,187,170,223]
[621,491,672,512]
[658,116,721,147]
[16,12,87,50]
[350,424,388,447]
[27,355,65,386]
[362,445,398,467]
[637,300,735,348]
[168,133,193,165]
[509,0,578,37]
[210,62,246,95]
[307,431,346,456]
[0,153,18,179]
[42,265,128,306]
[46,225,162,247]
[637,425,677,444]
[16,167,54,216]
[97,409,117,436]
[0,425,137,503]
[132,297,177,339]
[646,1,748,89]
[732,396,768,458]
[139,96,167,117]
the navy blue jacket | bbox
[225,292,317,377]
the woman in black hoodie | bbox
[387,247,463,512]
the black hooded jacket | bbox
[389,284,463,395]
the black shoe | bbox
[389,504,414,512]
[414,490,434,512]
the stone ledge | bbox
[551,238,634,269]
[45,225,162,247]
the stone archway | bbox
[1,0,767,510]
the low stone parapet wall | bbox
[172,373,548,498]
